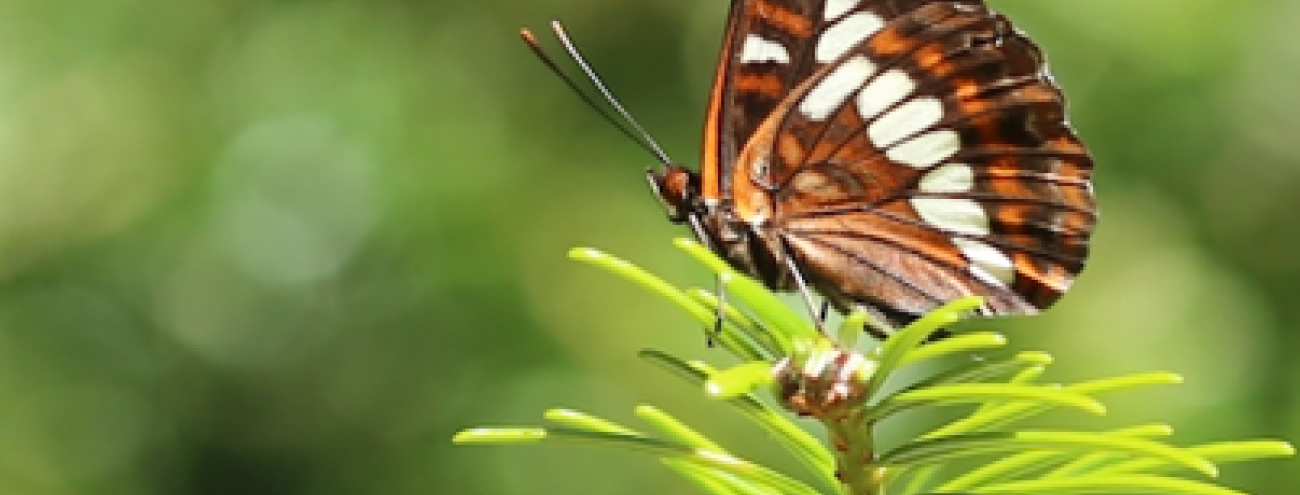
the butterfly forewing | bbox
[670,0,1094,330]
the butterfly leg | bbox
[775,237,829,335]
[708,274,727,347]
[854,304,893,341]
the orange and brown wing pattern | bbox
[718,1,1095,323]
[707,1,990,196]
[707,0,950,201]
[703,0,822,202]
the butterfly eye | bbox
[646,166,699,224]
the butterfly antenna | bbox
[520,28,665,164]
[539,21,674,166]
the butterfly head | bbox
[646,165,700,225]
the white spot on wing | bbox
[740,34,790,63]
[911,185,1014,287]
[823,0,858,20]
[910,197,987,236]
[869,97,944,148]
[816,12,885,63]
[918,163,975,193]
[953,238,1016,286]
[799,56,876,121]
[887,130,962,168]
[856,70,914,120]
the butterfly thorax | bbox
[649,165,797,292]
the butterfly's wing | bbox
[716,1,1095,323]
[703,0,984,199]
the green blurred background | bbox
[0,0,1295,493]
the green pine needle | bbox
[455,239,1294,495]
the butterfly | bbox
[645,0,1096,334]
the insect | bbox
[528,0,1096,336]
